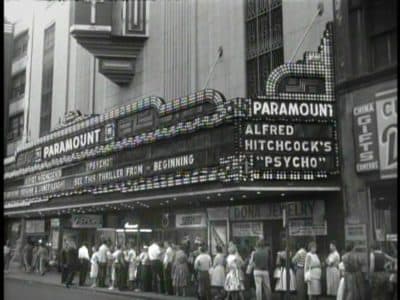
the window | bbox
[40,24,55,137]
[10,71,26,101]
[367,0,397,71]
[245,0,283,96]
[8,114,24,142]
[13,31,28,60]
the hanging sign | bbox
[71,214,103,228]
[25,220,45,233]
[175,213,207,228]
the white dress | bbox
[90,252,99,279]
[326,250,340,296]
[128,249,137,281]
[336,262,345,300]
[304,252,321,296]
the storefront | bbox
[4,24,342,265]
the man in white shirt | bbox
[163,241,175,295]
[148,241,165,293]
[78,242,90,286]
[97,239,109,287]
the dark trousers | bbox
[164,262,173,295]
[65,266,76,286]
[79,259,89,286]
[150,259,165,293]
[61,265,68,283]
[97,262,107,287]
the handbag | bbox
[305,270,311,282]
[273,267,281,279]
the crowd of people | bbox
[5,236,397,300]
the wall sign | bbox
[230,200,324,221]
[232,222,263,237]
[375,90,397,179]
[353,102,379,172]
[25,220,45,233]
[176,213,207,228]
[344,224,367,242]
[71,214,103,228]
[353,89,397,179]
[289,220,327,236]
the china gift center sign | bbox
[353,88,397,179]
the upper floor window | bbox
[367,0,397,71]
[8,113,24,142]
[13,31,28,60]
[10,71,26,101]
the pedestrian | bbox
[163,241,175,295]
[22,239,33,272]
[60,242,69,284]
[275,246,296,298]
[32,243,39,273]
[90,246,99,288]
[172,243,190,297]
[4,240,12,273]
[304,241,322,300]
[292,242,307,300]
[148,240,165,293]
[106,244,114,288]
[253,238,272,300]
[127,241,138,290]
[244,246,256,299]
[190,237,203,287]
[224,242,245,300]
[114,244,127,291]
[339,242,365,300]
[65,240,79,288]
[109,244,121,290]
[336,259,345,300]
[325,241,340,297]
[210,245,226,299]
[37,240,49,276]
[139,245,152,291]
[369,241,397,300]
[78,241,90,286]
[97,239,109,288]
[194,245,212,300]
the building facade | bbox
[334,0,397,254]
[4,0,339,268]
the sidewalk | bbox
[5,266,334,300]
[4,266,194,300]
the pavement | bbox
[4,265,335,300]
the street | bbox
[4,278,137,300]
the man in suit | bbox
[65,240,79,288]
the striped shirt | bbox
[292,248,307,267]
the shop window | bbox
[10,71,26,101]
[7,113,24,142]
[13,31,28,60]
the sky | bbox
[4,0,39,23]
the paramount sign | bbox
[41,128,101,159]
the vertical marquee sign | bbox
[240,23,339,181]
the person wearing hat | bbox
[65,240,79,288]
[139,245,152,292]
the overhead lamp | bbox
[281,193,285,197]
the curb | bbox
[5,275,195,300]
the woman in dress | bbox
[127,242,138,290]
[340,242,365,300]
[224,242,245,300]
[275,247,296,299]
[304,241,321,300]
[172,243,190,297]
[211,245,226,299]
[326,241,340,297]
[292,242,307,300]
[336,258,345,300]
[90,246,99,288]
